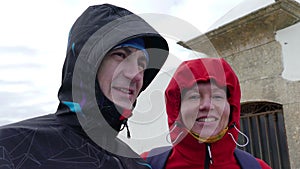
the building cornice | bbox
[178,0,300,56]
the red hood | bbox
[164,58,241,167]
[166,58,241,132]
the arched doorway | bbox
[239,101,290,169]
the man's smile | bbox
[114,87,134,95]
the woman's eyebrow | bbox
[183,87,199,96]
[211,85,226,91]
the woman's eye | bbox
[212,95,225,100]
[188,94,200,100]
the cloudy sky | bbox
[0,0,299,127]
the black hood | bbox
[55,4,169,136]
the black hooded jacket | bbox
[0,4,168,168]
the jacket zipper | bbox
[204,143,213,169]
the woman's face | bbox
[180,82,230,138]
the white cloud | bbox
[210,0,274,31]
[168,0,245,32]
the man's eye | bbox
[112,52,126,59]
[138,60,147,70]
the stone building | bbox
[178,0,300,168]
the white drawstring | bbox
[228,124,249,147]
[207,144,213,164]
[166,122,183,144]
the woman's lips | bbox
[196,117,218,122]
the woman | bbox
[143,58,271,169]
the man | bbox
[0,4,168,168]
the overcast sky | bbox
[0,0,298,127]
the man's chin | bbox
[114,101,133,111]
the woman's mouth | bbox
[196,117,218,122]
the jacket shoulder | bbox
[144,146,172,169]
[234,148,262,169]
[256,158,272,169]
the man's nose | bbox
[123,57,143,82]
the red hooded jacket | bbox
[159,58,271,169]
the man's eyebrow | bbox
[122,47,132,55]
[115,47,147,62]
[110,47,132,55]
[124,47,147,60]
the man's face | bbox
[97,47,147,110]
[180,82,230,139]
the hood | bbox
[55,4,169,134]
[165,58,241,143]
